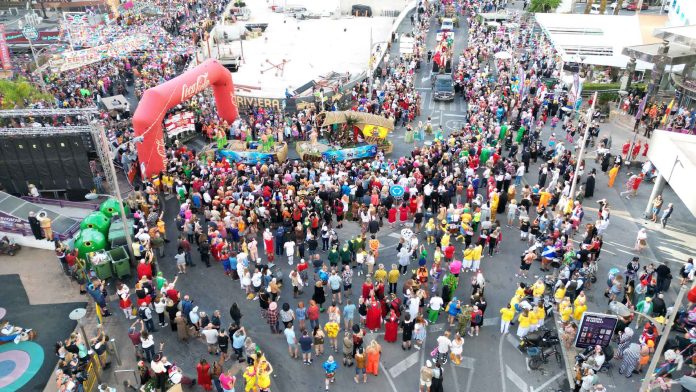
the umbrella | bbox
[401,229,414,239]
[609,301,632,317]
[494,51,512,60]
[678,376,696,391]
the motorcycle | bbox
[0,236,21,256]
[519,327,561,369]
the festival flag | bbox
[661,99,675,124]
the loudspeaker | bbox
[27,138,51,189]
[42,137,65,190]
[6,139,30,194]
[55,136,81,190]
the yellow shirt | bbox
[324,321,340,338]
[463,248,474,261]
[500,307,515,322]
[441,233,450,247]
[434,249,443,263]
[510,294,522,308]
[461,212,472,224]
[528,312,538,325]
[388,270,400,284]
[518,314,531,328]
[535,307,546,321]
[374,269,387,282]
[472,245,483,260]
[532,283,545,298]
[560,306,572,322]
[573,305,587,321]
[554,287,566,302]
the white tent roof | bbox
[535,14,657,70]
[647,130,696,217]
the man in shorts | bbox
[299,329,313,365]
[420,360,433,392]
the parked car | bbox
[589,4,601,14]
[625,1,649,11]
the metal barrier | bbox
[20,196,101,210]
[83,352,108,392]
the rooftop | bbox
[227,0,394,98]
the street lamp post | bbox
[568,91,598,203]
[88,123,136,264]
[639,280,696,391]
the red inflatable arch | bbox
[132,59,238,178]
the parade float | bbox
[212,134,289,165]
[296,110,394,162]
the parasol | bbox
[401,229,414,240]
[609,301,632,317]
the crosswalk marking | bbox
[388,350,420,378]
[455,356,476,369]
[506,364,529,392]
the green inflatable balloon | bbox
[74,229,107,259]
[99,198,130,218]
[80,212,111,235]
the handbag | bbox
[430,346,438,357]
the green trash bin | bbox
[90,251,113,280]
[109,246,131,279]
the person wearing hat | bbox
[267,302,280,334]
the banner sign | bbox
[0,211,29,233]
[235,95,285,111]
[574,312,618,349]
[216,149,276,165]
[0,25,12,71]
[164,111,195,138]
[322,144,377,162]
[4,30,61,46]
[55,35,149,72]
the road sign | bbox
[22,26,38,41]
[389,185,404,198]
[574,312,618,349]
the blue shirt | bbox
[343,304,356,320]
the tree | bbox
[599,0,608,14]
[0,78,53,109]
[527,0,562,12]
[613,0,625,14]
[584,1,594,13]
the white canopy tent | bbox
[534,13,662,71]
[646,130,696,218]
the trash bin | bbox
[90,251,113,280]
[109,246,131,279]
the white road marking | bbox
[379,362,399,392]
[443,113,468,118]
[456,356,476,369]
[416,87,431,91]
[421,75,431,83]
[387,232,402,238]
[388,350,420,378]
[531,372,565,392]
[498,335,508,392]
[429,323,446,332]
[482,316,499,327]
[506,364,529,392]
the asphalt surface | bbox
[95,4,696,392]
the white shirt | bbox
[141,334,155,348]
[201,328,219,345]
[437,336,451,353]
[429,296,444,311]
[284,241,295,256]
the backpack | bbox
[473,313,483,324]
[139,307,148,320]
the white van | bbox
[441,17,454,31]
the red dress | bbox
[388,208,397,224]
[196,362,212,391]
[398,206,409,222]
[384,315,398,342]
[365,301,382,331]
[409,198,418,214]
[362,283,374,299]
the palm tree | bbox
[527,0,562,12]
[613,0,625,14]
[599,0,608,14]
[584,1,594,13]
